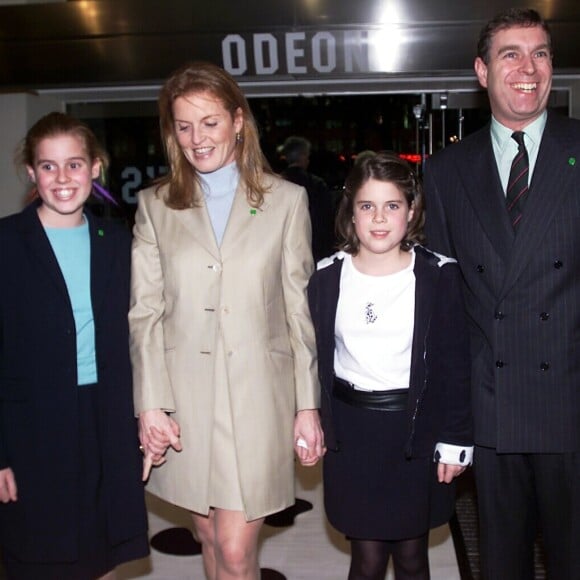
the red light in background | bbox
[398,153,426,164]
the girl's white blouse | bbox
[334,251,416,392]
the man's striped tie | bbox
[506,131,529,228]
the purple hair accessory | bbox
[92,181,119,206]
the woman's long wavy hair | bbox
[336,151,425,255]
[157,61,273,209]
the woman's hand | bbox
[139,409,182,481]
[0,467,17,503]
[293,409,326,466]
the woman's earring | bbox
[235,132,243,144]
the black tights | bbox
[348,533,430,580]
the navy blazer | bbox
[0,202,148,561]
[424,112,580,452]
[307,246,472,457]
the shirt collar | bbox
[490,111,547,154]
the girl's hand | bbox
[0,467,17,503]
[437,462,466,484]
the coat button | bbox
[495,311,505,320]
[476,265,485,273]
[540,362,550,371]
[553,260,563,269]
[539,312,550,321]
[496,360,504,368]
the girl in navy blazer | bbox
[0,113,148,579]
[308,152,472,580]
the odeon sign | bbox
[221,29,401,76]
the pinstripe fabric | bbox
[424,113,580,453]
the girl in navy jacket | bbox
[308,151,472,580]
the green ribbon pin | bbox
[569,157,576,166]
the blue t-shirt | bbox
[45,220,97,385]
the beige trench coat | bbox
[129,176,320,520]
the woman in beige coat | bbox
[129,61,324,580]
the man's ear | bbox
[474,57,488,89]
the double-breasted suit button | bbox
[495,311,505,320]
[539,312,550,321]
[540,362,550,371]
[476,265,485,273]
[496,360,504,368]
[553,260,563,269]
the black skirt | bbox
[3,386,149,580]
[323,390,455,541]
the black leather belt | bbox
[333,376,407,412]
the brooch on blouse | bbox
[365,302,377,324]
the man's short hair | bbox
[477,8,552,64]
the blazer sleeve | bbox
[281,187,320,411]
[430,263,473,446]
[129,191,176,415]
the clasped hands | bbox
[138,408,326,479]
[139,409,182,481]
[293,409,326,466]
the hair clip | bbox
[92,181,119,206]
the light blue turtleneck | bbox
[199,162,240,246]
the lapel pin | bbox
[250,208,257,216]
[569,157,576,166]
[98,229,104,237]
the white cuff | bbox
[433,442,473,466]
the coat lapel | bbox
[87,213,115,317]
[172,185,220,260]
[19,203,70,303]
[409,250,436,396]
[220,183,272,260]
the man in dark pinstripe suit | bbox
[424,8,580,580]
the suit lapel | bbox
[500,114,578,297]
[456,129,514,262]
